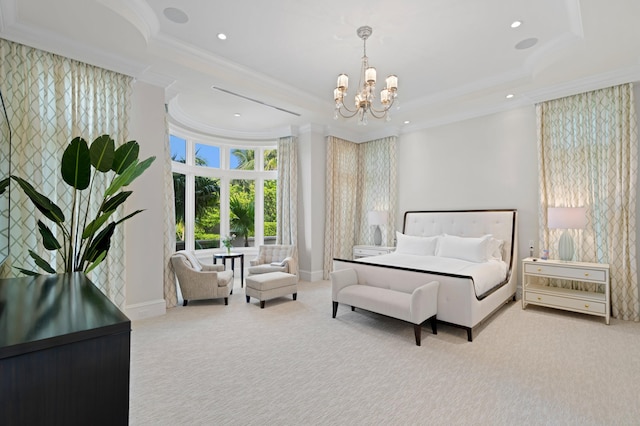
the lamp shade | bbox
[367,210,388,226]
[547,207,587,229]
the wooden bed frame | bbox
[333,209,518,341]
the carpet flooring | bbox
[130,279,640,425]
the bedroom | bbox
[2,0,640,318]
[0,0,638,324]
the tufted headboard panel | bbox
[403,209,517,270]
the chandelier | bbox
[333,26,398,125]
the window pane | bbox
[194,176,220,251]
[173,172,185,250]
[195,143,220,168]
[170,135,186,163]
[264,179,277,244]
[230,149,255,170]
[264,149,277,171]
[230,179,255,247]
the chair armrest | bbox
[202,263,225,272]
[280,256,298,275]
[249,258,260,266]
[410,281,439,324]
[330,269,359,301]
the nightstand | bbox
[521,257,610,324]
[353,245,395,259]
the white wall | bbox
[397,105,539,285]
[125,81,167,319]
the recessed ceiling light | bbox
[506,94,514,99]
[234,113,241,117]
[403,120,410,124]
[511,20,522,28]
[163,7,189,24]
[217,33,227,40]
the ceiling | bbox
[1,0,640,141]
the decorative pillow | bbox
[395,232,439,256]
[487,238,504,261]
[435,234,492,263]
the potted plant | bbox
[11,134,155,275]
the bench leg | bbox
[332,301,338,318]
[430,315,437,334]
[414,324,421,346]
[224,297,228,306]
[293,293,297,301]
[246,295,250,303]
[351,306,355,312]
[260,300,266,309]
[467,328,473,342]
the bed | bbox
[333,209,517,341]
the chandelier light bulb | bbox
[332,26,398,123]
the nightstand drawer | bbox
[354,248,390,257]
[525,291,606,314]
[524,263,606,283]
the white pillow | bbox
[435,234,492,263]
[395,232,439,256]
[487,238,504,261]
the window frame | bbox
[170,127,277,254]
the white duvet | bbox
[357,253,508,297]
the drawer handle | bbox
[584,273,589,277]
[537,268,541,272]
[584,304,590,309]
[537,297,542,301]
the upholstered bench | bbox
[245,272,298,308]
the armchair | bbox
[171,250,234,306]
[248,245,298,277]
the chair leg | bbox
[351,306,355,311]
[414,324,421,346]
[332,301,338,318]
[224,297,228,306]
[260,300,265,309]
[430,315,438,334]
[293,293,297,301]
[183,300,188,307]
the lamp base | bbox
[373,225,382,246]
[558,231,575,261]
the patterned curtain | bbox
[537,83,639,321]
[276,136,298,246]
[357,136,397,246]
[0,39,132,307]
[323,135,397,278]
[162,110,178,307]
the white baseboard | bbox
[299,269,325,282]
[125,299,166,320]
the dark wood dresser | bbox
[0,272,131,425]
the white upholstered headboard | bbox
[403,210,517,269]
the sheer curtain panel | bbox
[537,83,639,321]
[0,39,132,308]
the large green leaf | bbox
[37,220,62,250]
[11,176,66,223]
[16,267,40,276]
[83,222,116,264]
[28,250,56,274]
[89,134,115,172]
[82,212,114,239]
[0,177,9,195]
[115,209,144,225]
[61,137,91,190]
[85,251,107,273]
[104,156,155,196]
[112,141,139,174]
[101,191,132,213]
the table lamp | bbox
[368,210,388,246]
[547,207,587,261]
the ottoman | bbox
[245,272,298,308]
